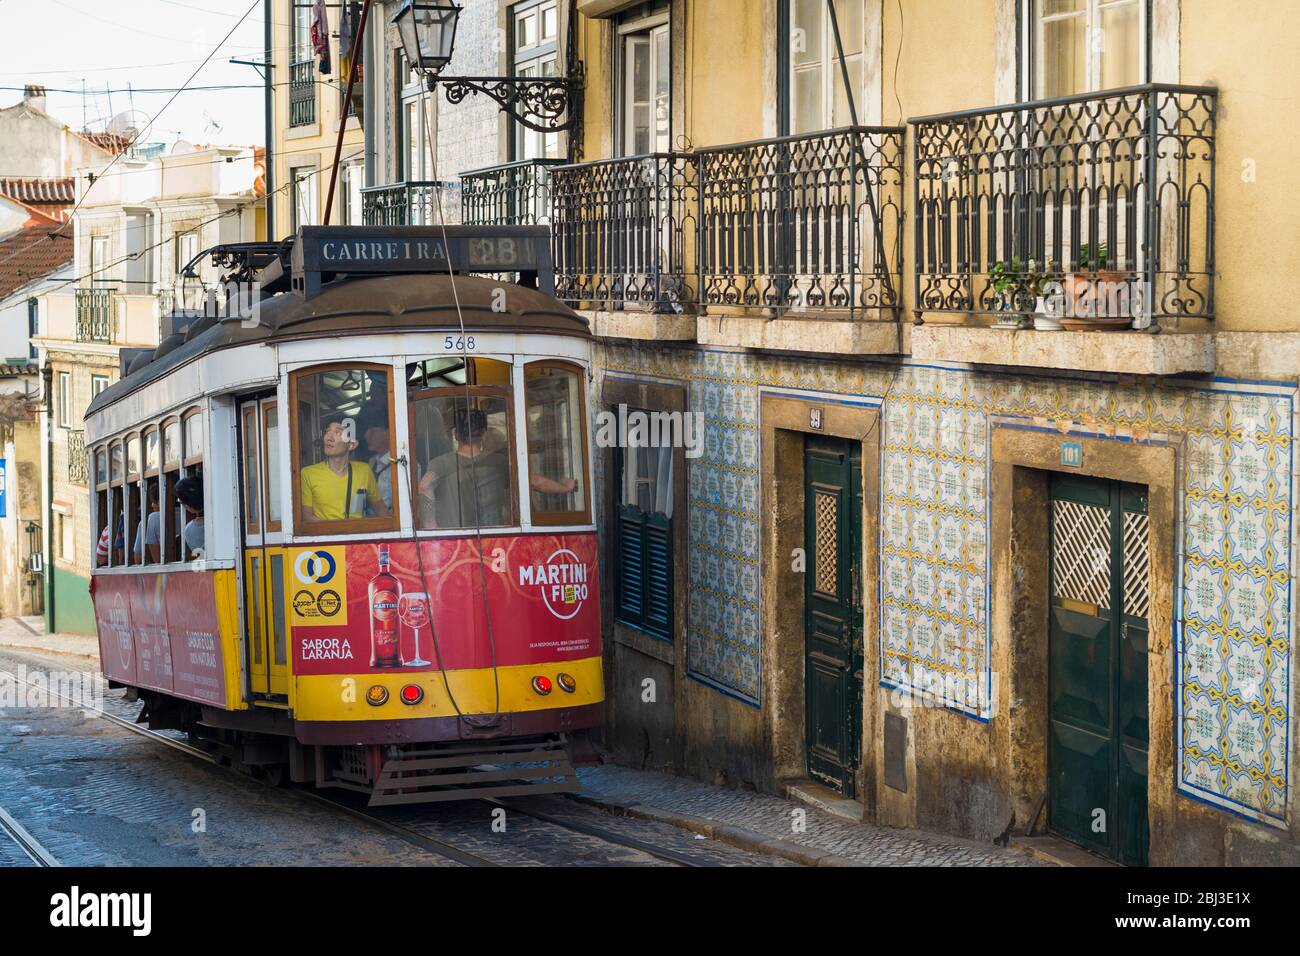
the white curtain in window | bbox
[622,445,673,518]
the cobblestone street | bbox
[0,627,1036,867]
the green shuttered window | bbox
[614,440,673,640]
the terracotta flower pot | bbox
[1061,270,1136,330]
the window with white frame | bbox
[1033,0,1143,98]
[615,1,670,156]
[290,165,317,230]
[787,0,864,134]
[90,234,111,288]
[340,159,365,225]
[90,374,110,400]
[57,371,71,428]
[511,0,562,160]
[396,51,432,182]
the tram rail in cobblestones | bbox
[0,804,60,867]
[5,664,723,868]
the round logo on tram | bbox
[294,549,337,585]
[110,592,132,670]
[519,548,589,621]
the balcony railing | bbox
[551,153,698,312]
[67,430,88,485]
[911,83,1217,328]
[74,288,115,343]
[361,181,457,226]
[461,158,566,226]
[697,126,905,318]
[290,59,316,127]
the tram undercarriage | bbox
[130,688,588,805]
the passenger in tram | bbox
[300,415,391,521]
[176,476,205,557]
[359,412,393,512]
[417,408,577,528]
[418,408,509,528]
[134,482,162,564]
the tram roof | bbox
[85,271,590,418]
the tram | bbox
[83,225,604,804]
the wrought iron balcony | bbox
[461,158,566,227]
[289,59,316,127]
[74,288,115,343]
[67,430,88,485]
[697,127,905,319]
[911,83,1217,328]
[551,153,698,312]
[361,181,456,226]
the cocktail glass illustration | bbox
[398,591,431,667]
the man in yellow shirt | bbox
[300,416,391,521]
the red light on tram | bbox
[556,673,576,693]
[531,675,553,696]
[399,684,424,705]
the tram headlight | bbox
[556,673,576,694]
[366,685,390,706]
[399,684,425,705]
[531,675,553,696]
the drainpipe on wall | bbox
[41,361,54,633]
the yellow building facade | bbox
[269,0,366,234]
[357,0,1298,865]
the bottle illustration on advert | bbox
[368,546,403,667]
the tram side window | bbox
[137,427,162,564]
[408,357,516,531]
[101,442,125,566]
[122,433,141,566]
[93,447,108,567]
[162,418,183,562]
[180,408,205,560]
[292,366,396,532]
[524,362,588,524]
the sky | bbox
[0,0,272,151]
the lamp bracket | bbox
[429,66,584,133]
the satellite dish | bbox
[170,140,196,155]
[107,109,151,140]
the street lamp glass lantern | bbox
[392,0,461,76]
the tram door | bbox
[239,395,289,698]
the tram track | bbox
[3,664,720,867]
[0,804,60,867]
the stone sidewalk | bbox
[0,616,98,660]
[572,764,1044,866]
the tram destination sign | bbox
[291,225,553,298]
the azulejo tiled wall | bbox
[593,342,1293,828]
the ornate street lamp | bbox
[391,0,583,136]
[391,0,460,76]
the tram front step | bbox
[367,736,580,806]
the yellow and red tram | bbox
[83,226,604,804]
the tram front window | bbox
[408,357,516,531]
[524,362,587,524]
[414,397,515,530]
[292,366,396,530]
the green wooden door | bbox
[1048,473,1150,866]
[804,436,864,796]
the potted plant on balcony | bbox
[1061,242,1134,330]
[989,258,1058,330]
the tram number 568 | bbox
[443,335,476,352]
